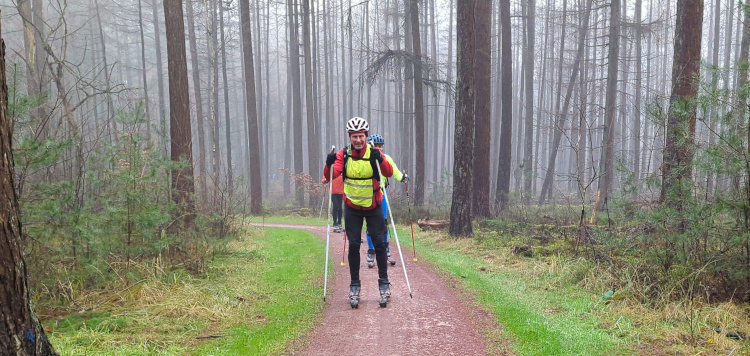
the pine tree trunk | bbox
[450,0,475,237]
[471,0,491,217]
[522,0,535,199]
[660,0,704,211]
[303,0,319,208]
[410,0,426,206]
[495,0,513,211]
[0,16,58,353]
[288,0,305,205]
[186,0,207,201]
[240,0,263,214]
[596,0,620,211]
[164,0,196,220]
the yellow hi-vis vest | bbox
[343,145,376,207]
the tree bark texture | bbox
[472,0,491,218]
[596,0,620,211]
[240,0,263,215]
[660,0,704,208]
[288,0,304,205]
[409,0,426,207]
[495,0,512,211]
[450,0,475,237]
[0,19,58,355]
[164,0,196,217]
[186,0,207,201]
[522,0,535,198]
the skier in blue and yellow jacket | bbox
[364,134,409,267]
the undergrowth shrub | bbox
[9,99,242,312]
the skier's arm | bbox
[331,149,345,179]
[385,154,404,182]
[376,149,393,178]
[322,164,331,182]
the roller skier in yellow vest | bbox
[323,117,394,308]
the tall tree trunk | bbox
[153,0,168,155]
[288,0,304,205]
[0,17,58,354]
[472,0,491,217]
[660,0,704,210]
[495,0,513,211]
[241,0,263,214]
[450,0,475,237]
[596,0,621,211]
[403,0,414,175]
[303,0,319,207]
[219,0,233,195]
[703,0,720,199]
[186,0,207,201]
[137,0,153,140]
[442,0,454,187]
[632,0,643,198]
[522,0,535,199]
[410,0,426,206]
[210,0,221,192]
[164,0,196,220]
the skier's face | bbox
[350,132,367,150]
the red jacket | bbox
[323,146,393,210]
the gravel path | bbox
[255,222,509,356]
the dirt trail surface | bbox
[255,222,502,355]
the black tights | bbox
[344,205,388,285]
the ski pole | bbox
[405,182,417,262]
[375,162,413,298]
[341,232,347,266]
[323,146,335,302]
[318,184,327,221]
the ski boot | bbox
[366,249,375,268]
[378,280,391,308]
[349,285,361,309]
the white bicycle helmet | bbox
[346,117,369,134]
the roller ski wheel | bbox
[378,281,391,308]
[366,250,375,269]
[389,259,396,266]
[349,285,361,309]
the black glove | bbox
[401,173,410,183]
[370,147,384,164]
[326,152,336,167]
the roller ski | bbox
[367,250,375,268]
[378,280,391,308]
[349,285,361,309]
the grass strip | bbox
[48,226,325,355]
[406,227,628,356]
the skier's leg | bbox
[365,207,388,281]
[344,206,364,284]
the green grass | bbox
[403,227,629,356]
[48,226,326,355]
[248,215,328,226]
